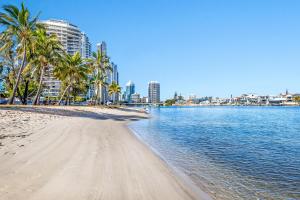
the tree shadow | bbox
[0,106,149,122]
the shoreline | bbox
[0,106,211,200]
[128,125,212,200]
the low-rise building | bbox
[131,93,141,103]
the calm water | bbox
[129,106,300,200]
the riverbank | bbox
[0,106,209,200]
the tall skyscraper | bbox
[81,32,92,58]
[148,81,160,104]
[111,62,119,85]
[96,41,107,56]
[125,81,135,103]
[110,62,119,102]
[39,19,91,97]
[95,41,114,103]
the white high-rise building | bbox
[41,19,82,55]
[39,19,91,97]
[148,81,160,104]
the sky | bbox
[2,0,300,100]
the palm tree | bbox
[31,28,63,105]
[108,81,121,104]
[0,3,40,104]
[54,52,88,105]
[87,49,112,105]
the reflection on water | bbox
[129,106,300,199]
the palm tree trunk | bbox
[8,45,26,105]
[112,93,115,104]
[17,87,25,105]
[23,80,29,105]
[33,65,45,105]
[57,85,70,105]
[99,84,103,105]
[94,86,99,106]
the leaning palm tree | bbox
[108,81,121,104]
[87,49,112,105]
[0,3,40,104]
[31,28,63,105]
[54,52,88,105]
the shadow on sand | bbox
[0,106,148,122]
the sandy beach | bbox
[0,106,210,200]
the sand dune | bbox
[0,106,210,200]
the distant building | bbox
[131,93,141,103]
[174,92,178,100]
[148,81,160,104]
[93,41,120,104]
[109,63,119,102]
[97,41,107,56]
[81,32,92,58]
[124,81,135,102]
[141,96,148,103]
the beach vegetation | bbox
[108,81,121,104]
[31,28,63,105]
[0,3,118,107]
[87,49,112,105]
[164,99,176,106]
[53,52,88,105]
[0,3,40,104]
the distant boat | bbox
[143,107,149,114]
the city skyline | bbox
[3,0,300,100]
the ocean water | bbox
[129,106,300,200]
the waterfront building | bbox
[40,19,83,55]
[141,96,148,103]
[39,19,92,98]
[81,32,92,58]
[174,92,178,100]
[125,81,135,103]
[110,63,119,102]
[148,81,160,104]
[97,42,107,56]
[94,42,119,104]
[131,93,141,103]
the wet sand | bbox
[0,106,211,200]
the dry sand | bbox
[0,106,211,200]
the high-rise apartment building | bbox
[39,19,92,97]
[96,42,107,55]
[124,81,135,103]
[93,42,120,104]
[110,62,119,102]
[81,32,92,58]
[41,19,83,55]
[148,81,160,104]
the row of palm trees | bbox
[0,3,121,105]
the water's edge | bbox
[127,123,213,200]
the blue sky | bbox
[2,0,300,99]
